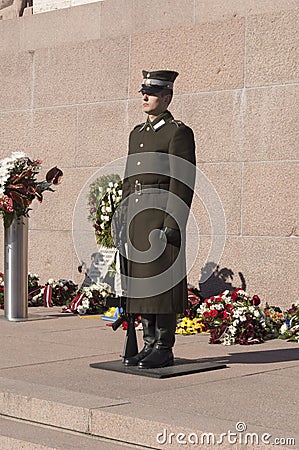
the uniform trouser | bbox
[141,313,177,350]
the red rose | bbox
[251,295,260,306]
[231,291,239,300]
[203,311,210,318]
[220,311,230,320]
[210,310,218,318]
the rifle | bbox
[108,193,138,360]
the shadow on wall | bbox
[199,262,246,299]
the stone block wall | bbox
[0,0,298,308]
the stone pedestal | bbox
[33,0,103,14]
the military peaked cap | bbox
[140,70,179,94]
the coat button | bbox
[137,161,141,166]
[146,126,150,131]
[139,143,144,147]
[135,198,139,203]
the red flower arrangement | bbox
[0,152,63,228]
[198,289,266,345]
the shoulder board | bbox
[169,119,184,127]
[133,123,145,131]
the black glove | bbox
[160,226,181,248]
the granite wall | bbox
[0,0,298,308]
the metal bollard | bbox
[4,216,28,321]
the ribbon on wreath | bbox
[187,289,201,306]
[43,285,53,307]
[69,293,85,312]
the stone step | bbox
[0,376,173,449]
[2,372,293,450]
[0,416,145,450]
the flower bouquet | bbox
[199,289,266,345]
[93,178,123,248]
[28,273,44,307]
[0,272,44,308]
[279,302,299,342]
[183,286,203,319]
[0,152,63,227]
[68,283,112,315]
[176,286,205,335]
[88,174,121,223]
[262,303,286,339]
[42,279,78,307]
[176,317,206,335]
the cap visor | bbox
[139,85,164,94]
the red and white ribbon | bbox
[69,293,85,312]
[43,285,53,308]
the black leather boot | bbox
[123,314,156,366]
[138,314,177,369]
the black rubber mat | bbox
[90,358,227,378]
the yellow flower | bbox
[176,316,207,335]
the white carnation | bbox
[237,290,246,296]
[280,323,288,334]
[228,325,237,335]
[82,299,89,308]
[77,305,87,315]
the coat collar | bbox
[139,110,173,132]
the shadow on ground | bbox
[201,347,299,365]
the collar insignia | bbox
[153,119,166,130]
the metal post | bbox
[4,216,28,321]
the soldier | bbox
[119,70,196,369]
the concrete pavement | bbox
[0,307,298,449]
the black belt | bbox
[129,182,169,195]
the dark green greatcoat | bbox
[121,110,196,314]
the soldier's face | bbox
[141,91,170,117]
